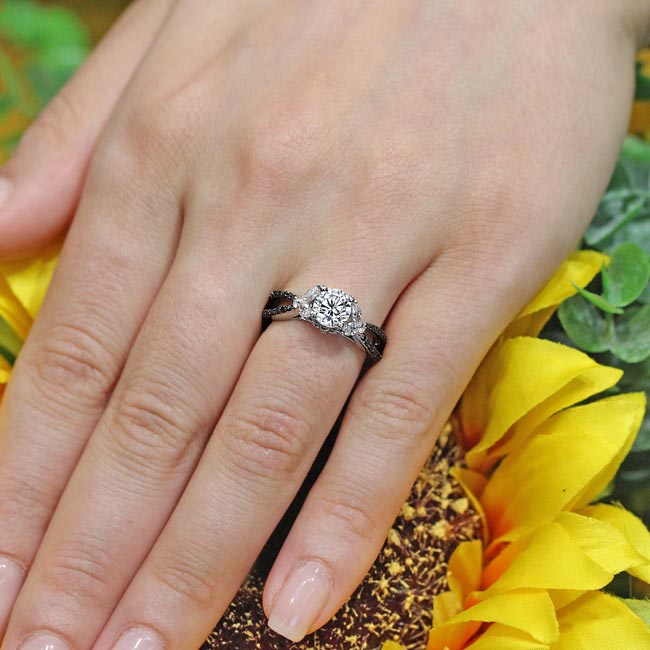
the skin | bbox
[0,1,649,648]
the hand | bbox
[0,1,647,648]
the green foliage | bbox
[0,0,90,154]
[544,134,650,563]
[602,243,650,307]
[621,597,650,627]
[0,315,21,365]
[558,294,613,352]
[636,60,650,101]
[556,137,650,363]
[570,281,623,314]
[0,2,88,50]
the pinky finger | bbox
[262,251,532,643]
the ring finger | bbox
[88,263,406,650]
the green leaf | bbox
[570,281,623,314]
[0,133,23,155]
[621,598,650,627]
[557,294,614,352]
[0,315,21,365]
[621,136,650,167]
[0,0,43,47]
[637,280,650,304]
[636,61,650,101]
[607,160,632,192]
[602,243,650,307]
[0,91,15,115]
[0,1,89,51]
[585,191,648,247]
[600,217,650,257]
[610,304,650,363]
[26,43,88,104]
[0,47,32,114]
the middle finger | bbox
[0,228,274,650]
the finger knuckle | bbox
[0,467,52,532]
[150,545,219,611]
[39,533,114,609]
[25,322,115,402]
[238,108,326,202]
[359,374,434,441]
[108,376,197,475]
[316,490,378,544]
[90,103,181,192]
[450,174,537,256]
[220,400,311,483]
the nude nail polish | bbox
[267,561,333,642]
[18,632,70,650]
[0,557,24,630]
[111,627,164,650]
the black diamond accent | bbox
[261,290,298,325]
[261,289,387,366]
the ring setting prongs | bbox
[292,285,366,338]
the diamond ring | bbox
[262,285,387,363]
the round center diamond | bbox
[312,289,353,329]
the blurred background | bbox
[44,0,127,40]
[0,0,127,161]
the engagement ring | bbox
[262,285,387,363]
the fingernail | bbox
[268,560,333,642]
[18,632,70,650]
[0,557,24,629]
[0,176,13,210]
[111,627,164,650]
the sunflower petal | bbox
[439,590,558,644]
[465,338,622,469]
[480,393,645,543]
[481,520,613,596]
[580,504,650,582]
[503,251,607,339]
[466,624,550,650]
[554,512,649,576]
[550,592,650,649]
[427,619,482,650]
[0,355,10,383]
[0,241,59,319]
[0,275,33,342]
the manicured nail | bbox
[18,632,70,650]
[0,176,12,210]
[0,557,24,629]
[111,627,164,650]
[268,560,333,642]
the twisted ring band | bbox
[262,285,387,364]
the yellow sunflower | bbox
[0,242,59,395]
[425,251,650,650]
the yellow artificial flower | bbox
[0,241,59,394]
[426,251,650,650]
